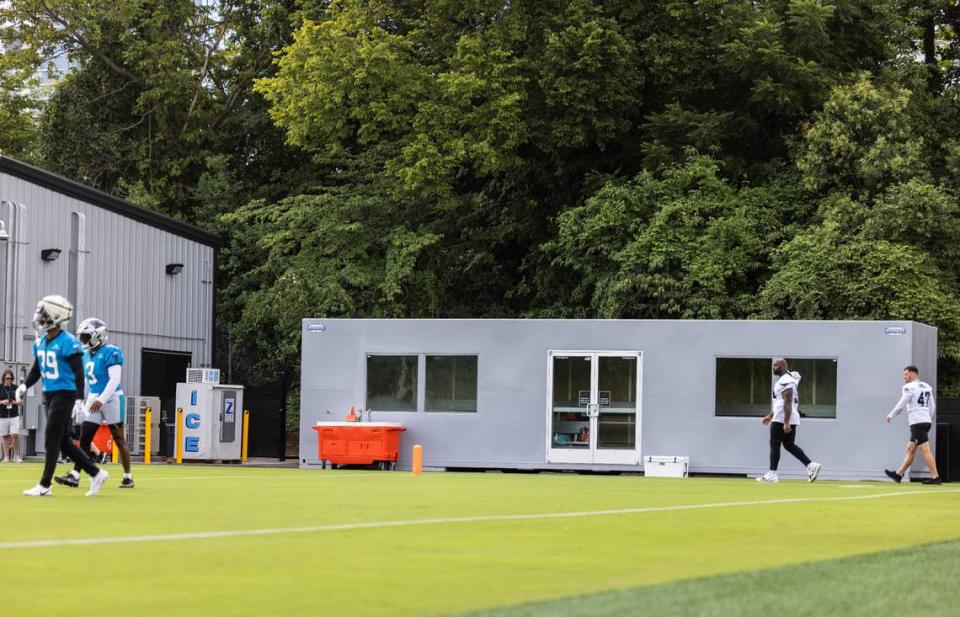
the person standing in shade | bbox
[56,317,134,489]
[884,366,941,484]
[757,358,822,483]
[0,369,23,462]
[17,295,108,496]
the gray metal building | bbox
[299,319,938,481]
[0,156,217,415]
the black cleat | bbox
[884,469,903,483]
[119,477,135,489]
[922,477,942,485]
[54,474,80,488]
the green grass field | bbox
[2,464,958,617]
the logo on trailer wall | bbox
[307,324,326,332]
[884,327,907,336]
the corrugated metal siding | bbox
[0,170,214,395]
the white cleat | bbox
[807,462,822,483]
[756,471,779,483]
[23,484,52,497]
[86,470,109,497]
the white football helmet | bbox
[32,295,73,332]
[77,317,108,350]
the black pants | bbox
[769,421,812,471]
[73,421,109,472]
[41,391,99,488]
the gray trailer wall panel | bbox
[911,323,938,388]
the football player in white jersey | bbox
[757,358,822,483]
[884,366,941,484]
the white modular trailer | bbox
[0,156,218,395]
[299,319,938,480]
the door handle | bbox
[588,403,600,417]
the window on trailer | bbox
[784,358,837,418]
[714,357,838,419]
[366,355,419,411]
[425,355,478,412]
[715,358,771,417]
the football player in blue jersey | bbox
[16,295,108,496]
[56,317,134,489]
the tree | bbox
[639,0,908,178]
[1,0,297,216]
[248,0,959,390]
[545,153,811,319]
[0,27,39,158]
[219,182,442,378]
[0,89,37,159]
[796,74,929,197]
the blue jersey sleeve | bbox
[107,347,125,367]
[64,334,83,357]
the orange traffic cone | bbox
[345,406,358,422]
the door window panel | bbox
[551,356,591,448]
[597,356,636,449]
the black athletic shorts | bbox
[909,422,931,445]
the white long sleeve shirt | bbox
[886,380,935,425]
[97,364,122,403]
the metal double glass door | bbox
[547,351,641,465]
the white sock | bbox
[124,473,132,480]
[69,470,80,479]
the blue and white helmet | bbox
[33,295,73,333]
[77,317,108,350]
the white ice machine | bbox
[175,375,244,461]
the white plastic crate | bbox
[644,455,689,478]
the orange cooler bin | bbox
[92,425,113,454]
[313,422,406,470]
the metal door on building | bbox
[141,348,192,456]
[546,351,642,465]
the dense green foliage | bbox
[3,0,960,394]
